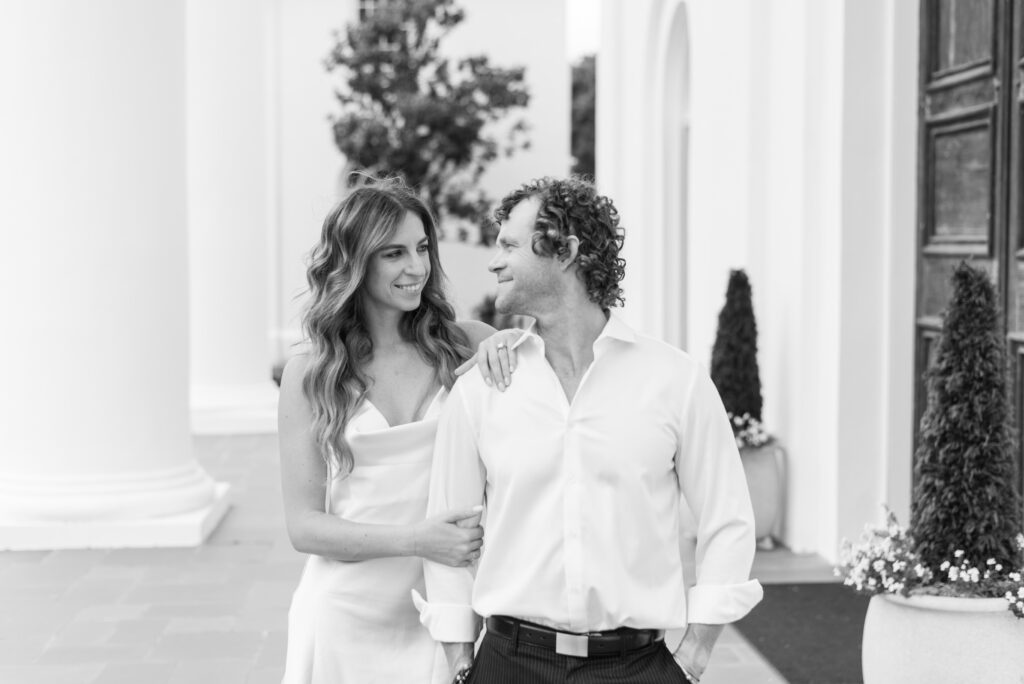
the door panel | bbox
[934,0,995,74]
[914,0,1014,492]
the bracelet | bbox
[452,665,472,684]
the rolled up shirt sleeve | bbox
[675,368,764,624]
[416,378,487,643]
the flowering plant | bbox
[728,412,771,449]
[837,507,1024,619]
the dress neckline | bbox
[361,385,445,429]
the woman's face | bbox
[362,211,431,316]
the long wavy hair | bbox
[302,177,471,477]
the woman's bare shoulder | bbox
[279,354,311,400]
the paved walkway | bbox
[0,434,835,683]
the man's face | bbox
[488,197,560,316]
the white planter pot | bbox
[739,442,784,546]
[862,593,1024,684]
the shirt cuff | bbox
[411,589,482,643]
[686,579,763,624]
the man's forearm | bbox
[442,641,474,680]
[672,623,724,681]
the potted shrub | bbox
[838,263,1024,683]
[710,269,784,548]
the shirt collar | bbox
[597,310,637,344]
[509,310,637,351]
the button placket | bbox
[562,411,588,632]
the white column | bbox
[187,0,279,434]
[0,0,230,550]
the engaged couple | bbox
[278,175,763,684]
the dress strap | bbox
[324,457,335,515]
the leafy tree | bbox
[911,262,1023,571]
[571,54,595,178]
[710,269,763,424]
[472,293,519,330]
[325,0,530,242]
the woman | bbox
[279,177,517,683]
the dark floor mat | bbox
[733,583,870,684]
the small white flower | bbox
[954,549,965,558]
[940,561,951,571]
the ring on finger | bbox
[496,342,506,350]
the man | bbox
[416,178,763,683]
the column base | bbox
[0,482,231,551]
[190,382,279,435]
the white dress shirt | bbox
[416,313,763,643]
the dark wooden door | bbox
[915,0,1022,496]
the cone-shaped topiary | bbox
[711,269,763,424]
[911,262,1024,572]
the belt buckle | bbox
[555,632,589,657]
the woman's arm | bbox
[278,355,483,564]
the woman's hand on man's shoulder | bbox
[454,323,522,391]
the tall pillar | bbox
[0,0,230,549]
[187,0,279,434]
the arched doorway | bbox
[653,1,691,349]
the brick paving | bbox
[0,434,833,683]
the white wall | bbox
[598,0,920,560]
[187,0,280,432]
[274,0,351,355]
[685,0,755,358]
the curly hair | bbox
[494,177,625,309]
[302,176,472,478]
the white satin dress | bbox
[282,389,449,684]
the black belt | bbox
[485,615,664,658]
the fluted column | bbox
[187,0,280,434]
[0,0,230,549]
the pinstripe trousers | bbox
[465,630,693,684]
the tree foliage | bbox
[571,54,595,179]
[710,269,763,423]
[911,262,1024,570]
[472,293,520,330]
[325,0,530,242]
